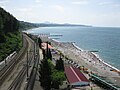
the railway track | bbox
[0,34,29,86]
[7,52,34,90]
[6,34,37,90]
[25,43,39,90]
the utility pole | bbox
[34,41,36,66]
[46,41,49,59]
[27,51,29,80]
[37,38,39,64]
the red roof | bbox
[65,66,89,84]
[41,43,53,49]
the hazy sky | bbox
[0,0,120,27]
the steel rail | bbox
[7,53,34,90]
[0,34,28,86]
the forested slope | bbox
[19,21,39,30]
[0,7,22,62]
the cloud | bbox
[0,0,9,9]
[31,5,43,8]
[0,0,9,4]
[17,8,32,12]
[52,5,65,12]
[72,0,88,5]
[0,5,6,9]
[35,0,42,3]
[99,2,112,6]
[11,7,39,22]
[14,7,35,17]
[111,4,120,7]
[99,1,120,7]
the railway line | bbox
[0,34,28,86]
[25,43,39,90]
[7,52,34,90]
[0,34,36,90]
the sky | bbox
[0,0,120,27]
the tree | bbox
[46,41,49,59]
[42,49,46,59]
[55,57,64,71]
[48,48,52,60]
[39,58,66,89]
[51,70,66,89]
[38,38,42,48]
[0,7,21,61]
[46,42,52,60]
[39,58,51,90]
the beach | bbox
[40,36,120,87]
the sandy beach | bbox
[40,36,120,87]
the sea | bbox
[26,26,120,70]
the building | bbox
[65,66,89,88]
[41,43,53,49]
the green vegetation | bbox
[39,58,51,90]
[19,21,39,30]
[39,42,66,89]
[39,58,66,89]
[49,59,65,89]
[18,21,92,31]
[56,56,64,71]
[0,7,22,61]
[38,38,42,48]
[51,70,66,89]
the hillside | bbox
[19,21,39,30]
[0,7,22,62]
[19,22,92,31]
[38,23,92,27]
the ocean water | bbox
[26,26,120,69]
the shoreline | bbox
[72,42,120,73]
[91,52,120,72]
[40,36,120,87]
[51,38,120,73]
[51,37,120,73]
[51,38,120,74]
[72,43,83,51]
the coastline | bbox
[72,43,84,51]
[72,42,120,72]
[52,39,120,86]
[40,36,120,87]
[50,38,120,74]
[91,52,120,72]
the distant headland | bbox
[19,21,92,30]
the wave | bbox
[72,43,120,72]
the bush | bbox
[48,59,66,89]
[0,32,22,61]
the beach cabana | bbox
[65,66,89,88]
